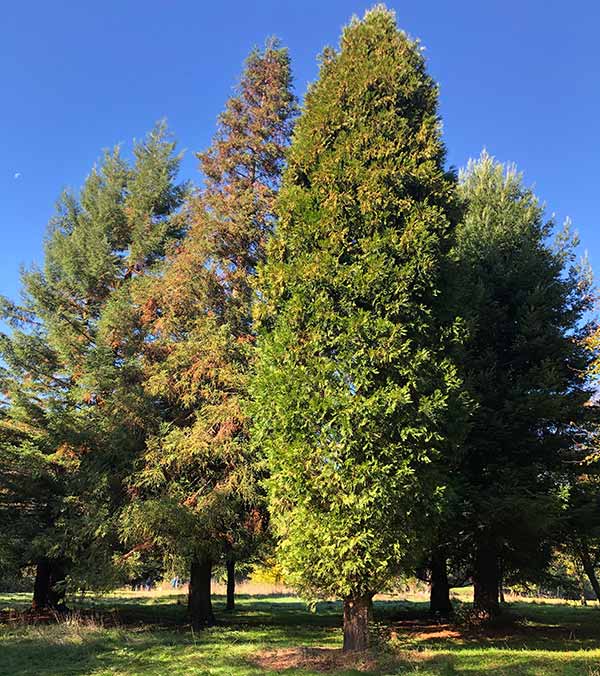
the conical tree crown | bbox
[452,152,594,570]
[191,42,297,332]
[120,42,297,575]
[253,6,461,601]
[259,5,458,330]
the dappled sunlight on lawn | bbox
[2,590,600,675]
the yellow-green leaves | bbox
[252,6,461,603]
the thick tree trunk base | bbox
[579,542,600,602]
[430,549,453,617]
[188,556,215,629]
[32,558,67,611]
[225,559,235,612]
[473,542,500,619]
[343,596,370,652]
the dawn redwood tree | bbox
[454,152,594,617]
[252,7,462,652]
[120,42,296,629]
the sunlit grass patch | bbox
[2,590,600,675]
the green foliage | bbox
[0,1,598,628]
[120,42,297,572]
[451,151,595,582]
[252,6,462,602]
[0,122,186,593]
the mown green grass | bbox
[1,591,600,675]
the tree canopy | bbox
[252,6,464,650]
[0,4,598,657]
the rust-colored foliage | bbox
[124,42,297,567]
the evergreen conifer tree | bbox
[0,123,186,606]
[252,6,461,651]
[453,152,594,617]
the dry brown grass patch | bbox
[250,646,431,673]
[251,647,377,672]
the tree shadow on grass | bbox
[54,596,600,651]
[3,596,600,676]
[0,623,343,676]
[2,617,600,676]
[384,600,600,654]
[78,593,344,630]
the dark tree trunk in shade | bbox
[342,595,370,652]
[32,558,66,610]
[578,541,600,602]
[32,559,51,610]
[225,558,235,611]
[579,571,588,606]
[188,555,215,629]
[473,541,500,618]
[429,549,453,616]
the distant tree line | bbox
[1,5,598,653]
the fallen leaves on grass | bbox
[250,646,430,673]
[251,647,377,672]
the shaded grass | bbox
[1,590,600,675]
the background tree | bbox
[120,41,296,629]
[452,152,594,618]
[0,123,186,607]
[252,6,462,652]
[555,368,600,602]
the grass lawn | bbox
[1,588,600,675]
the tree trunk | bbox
[499,559,506,604]
[578,541,600,602]
[225,558,235,611]
[188,555,215,629]
[342,595,370,652]
[429,549,453,616]
[32,558,51,610]
[32,558,66,610]
[473,541,500,618]
[578,569,587,606]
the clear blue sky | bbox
[1,1,599,300]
